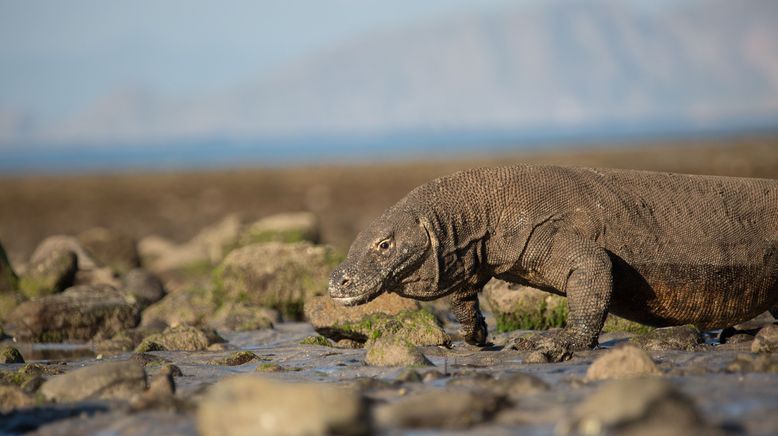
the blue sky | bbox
[1,0,524,121]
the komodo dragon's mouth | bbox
[329,274,384,306]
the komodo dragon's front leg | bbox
[450,289,489,346]
[510,225,612,361]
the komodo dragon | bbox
[328,165,778,359]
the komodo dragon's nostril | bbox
[340,277,351,286]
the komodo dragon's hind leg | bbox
[510,226,612,362]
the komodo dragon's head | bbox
[328,206,439,306]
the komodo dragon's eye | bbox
[379,241,390,250]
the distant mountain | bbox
[12,0,778,146]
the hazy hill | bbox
[8,0,778,147]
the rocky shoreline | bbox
[1,212,777,435]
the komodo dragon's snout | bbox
[329,207,436,306]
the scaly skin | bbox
[329,165,778,361]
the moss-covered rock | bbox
[300,335,333,347]
[77,227,141,275]
[122,269,166,309]
[140,215,242,273]
[140,287,216,328]
[483,280,568,333]
[0,346,24,364]
[0,291,25,323]
[602,315,655,334]
[629,325,705,351]
[0,241,18,293]
[484,280,654,335]
[4,284,140,342]
[212,242,341,320]
[317,308,449,347]
[208,302,278,332]
[135,325,225,352]
[18,248,77,298]
[40,361,148,402]
[365,335,432,367]
[238,212,320,246]
[255,363,286,373]
[209,351,261,366]
[305,293,419,338]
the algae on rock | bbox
[237,212,320,246]
[322,309,450,347]
[212,242,340,320]
[4,284,140,342]
[135,325,225,352]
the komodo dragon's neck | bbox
[408,176,503,293]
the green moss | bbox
[332,309,448,346]
[495,299,569,333]
[135,339,165,353]
[181,259,215,278]
[256,363,285,373]
[210,351,260,366]
[602,315,655,334]
[300,335,332,347]
[242,229,310,245]
[0,346,24,364]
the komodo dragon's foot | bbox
[459,312,489,347]
[509,329,595,363]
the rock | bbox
[306,295,448,346]
[0,290,25,323]
[142,215,242,273]
[4,284,140,342]
[209,351,260,366]
[238,212,320,245]
[602,315,655,334]
[40,361,147,402]
[300,335,333,347]
[18,248,77,298]
[189,214,242,264]
[629,325,704,351]
[725,353,778,373]
[585,345,661,381]
[0,346,24,364]
[448,372,549,401]
[255,363,286,373]
[197,375,369,436]
[135,325,225,352]
[130,372,177,412]
[373,389,504,429]
[140,287,215,328]
[20,375,45,394]
[0,241,18,293]
[0,385,35,413]
[482,279,568,332]
[122,269,165,308]
[93,326,163,352]
[364,335,432,367]
[130,352,171,367]
[751,324,778,353]
[560,378,717,436]
[77,227,141,275]
[29,235,98,270]
[208,302,278,332]
[212,242,340,320]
